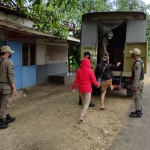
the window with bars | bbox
[22,43,36,66]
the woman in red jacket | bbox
[72,58,99,124]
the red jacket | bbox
[72,58,98,93]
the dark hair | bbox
[84,51,91,57]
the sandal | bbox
[100,108,106,110]
[84,114,87,117]
[78,120,84,124]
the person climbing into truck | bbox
[95,55,121,110]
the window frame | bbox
[22,43,36,66]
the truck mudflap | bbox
[111,74,133,97]
[112,71,123,91]
[113,84,122,91]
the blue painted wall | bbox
[8,41,22,66]
[22,66,36,88]
[47,62,67,75]
[7,41,36,89]
[2,41,70,88]
[14,67,22,89]
[36,62,67,85]
[36,65,47,85]
[8,41,22,90]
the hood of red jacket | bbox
[80,58,91,68]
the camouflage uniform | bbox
[132,58,144,111]
[0,56,14,120]
[100,36,109,55]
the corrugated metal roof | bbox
[0,19,80,43]
[0,19,57,37]
[67,36,80,42]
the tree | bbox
[0,0,110,39]
[1,0,150,39]
[0,0,76,39]
[111,0,150,12]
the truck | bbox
[80,11,148,96]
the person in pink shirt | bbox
[72,58,99,124]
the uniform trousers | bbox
[133,81,144,110]
[0,83,12,120]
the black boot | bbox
[0,118,9,130]
[129,110,142,118]
[78,96,82,105]
[131,110,143,115]
[5,114,16,124]
[78,95,95,107]
[89,102,95,107]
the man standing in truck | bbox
[129,48,144,118]
[98,31,113,63]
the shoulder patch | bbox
[135,61,141,65]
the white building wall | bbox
[36,44,46,65]
[37,38,68,65]
[36,42,68,84]
[46,45,68,64]
[36,41,68,65]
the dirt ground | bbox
[1,74,150,150]
[1,65,150,150]
[0,82,134,150]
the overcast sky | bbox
[143,0,150,4]
[143,0,150,13]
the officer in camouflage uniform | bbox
[0,46,17,129]
[129,48,144,118]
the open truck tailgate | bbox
[123,42,148,74]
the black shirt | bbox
[95,63,117,81]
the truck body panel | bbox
[80,11,148,96]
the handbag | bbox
[98,63,108,85]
